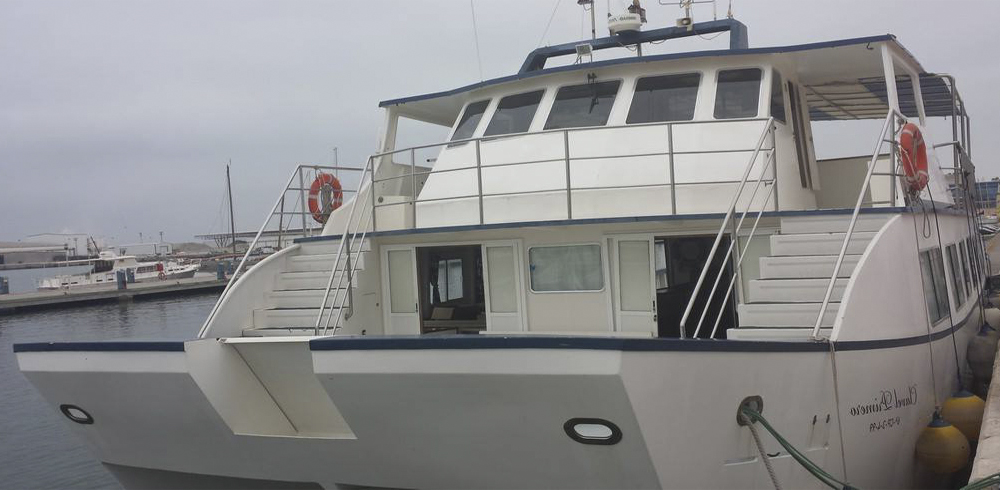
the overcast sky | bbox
[2,0,998,244]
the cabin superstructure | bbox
[198,19,982,344]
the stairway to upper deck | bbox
[728,213,892,340]
[242,238,370,337]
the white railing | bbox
[677,118,776,339]
[367,118,776,231]
[810,109,904,340]
[197,164,362,337]
[314,157,376,335]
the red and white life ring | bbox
[307,173,343,223]
[899,122,929,193]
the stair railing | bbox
[704,153,778,339]
[810,109,904,340]
[314,156,377,335]
[678,118,775,339]
[199,164,360,337]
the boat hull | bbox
[14,310,977,489]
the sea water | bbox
[0,292,217,489]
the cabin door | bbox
[610,235,656,334]
[381,245,420,335]
[481,240,526,332]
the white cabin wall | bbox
[835,213,975,342]
[768,58,820,211]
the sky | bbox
[2,0,998,244]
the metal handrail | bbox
[321,203,376,336]
[677,118,775,339]
[690,149,777,338]
[810,109,904,340]
[313,157,376,335]
[198,164,354,337]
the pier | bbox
[0,276,226,314]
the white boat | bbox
[14,8,992,489]
[36,250,199,289]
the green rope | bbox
[963,471,1000,490]
[741,406,857,490]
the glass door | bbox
[381,245,420,335]
[481,240,526,332]
[610,235,656,335]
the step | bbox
[242,327,323,337]
[268,289,352,309]
[298,238,370,256]
[253,308,342,329]
[779,214,892,234]
[287,252,366,273]
[747,278,848,303]
[737,303,840,327]
[726,327,833,341]
[759,255,862,279]
[277,271,357,291]
[770,232,876,256]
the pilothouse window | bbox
[770,71,786,123]
[451,100,490,141]
[544,81,621,130]
[627,73,700,124]
[714,68,762,119]
[485,90,544,136]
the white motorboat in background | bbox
[36,250,199,290]
[14,3,996,489]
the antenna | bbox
[577,0,597,40]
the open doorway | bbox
[654,236,736,339]
[416,245,486,334]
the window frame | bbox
[527,242,606,293]
[625,71,703,125]
[449,99,492,142]
[712,67,764,120]
[542,78,624,131]
[769,69,787,124]
[483,89,546,137]
[919,248,952,325]
[945,244,966,307]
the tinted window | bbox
[714,68,762,119]
[484,90,544,136]
[919,249,951,324]
[627,73,700,124]
[528,245,603,291]
[451,100,489,141]
[544,81,621,130]
[770,71,786,123]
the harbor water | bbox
[0,292,218,489]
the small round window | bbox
[563,418,622,445]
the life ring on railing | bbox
[307,172,343,224]
[158,272,166,280]
[899,122,929,193]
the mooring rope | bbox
[739,410,782,490]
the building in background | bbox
[116,242,173,257]
[24,233,102,257]
[0,241,67,266]
[975,179,1000,213]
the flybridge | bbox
[518,18,749,73]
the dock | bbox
[0,276,227,314]
[971,236,1000,482]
